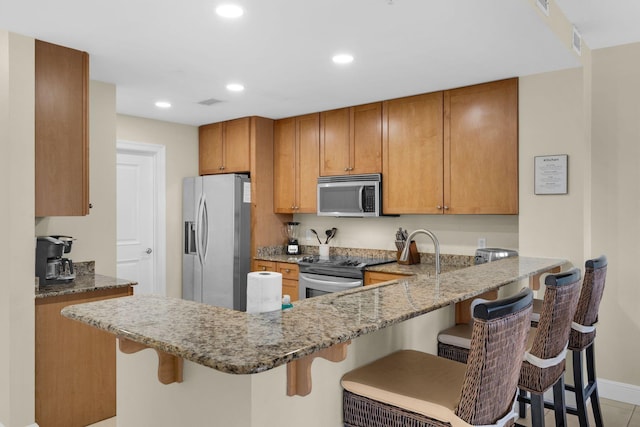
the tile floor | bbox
[88,398,639,426]
[515,397,640,427]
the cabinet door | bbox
[320,107,350,176]
[296,113,320,213]
[383,93,444,214]
[223,117,251,173]
[35,40,89,216]
[444,79,518,214]
[199,122,224,175]
[35,287,132,427]
[351,102,382,175]
[277,262,299,302]
[274,118,297,213]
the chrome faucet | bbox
[399,229,440,274]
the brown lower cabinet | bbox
[35,286,133,427]
[364,271,411,286]
[252,260,299,301]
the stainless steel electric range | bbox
[297,255,396,300]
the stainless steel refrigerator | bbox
[183,174,251,310]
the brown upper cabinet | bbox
[199,117,251,175]
[35,40,90,216]
[383,92,445,214]
[273,113,319,214]
[383,78,518,215]
[319,102,382,176]
[444,78,518,214]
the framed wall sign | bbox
[534,154,568,195]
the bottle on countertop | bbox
[282,294,293,310]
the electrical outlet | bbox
[478,237,486,249]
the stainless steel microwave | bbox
[317,174,382,217]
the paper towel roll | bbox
[246,271,282,313]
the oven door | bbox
[298,272,363,300]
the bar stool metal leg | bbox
[531,393,546,427]
[552,376,567,427]
[571,349,589,427]
[586,344,604,427]
[566,344,604,427]
[519,388,528,418]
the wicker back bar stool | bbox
[528,256,607,427]
[437,269,582,427]
[340,287,533,427]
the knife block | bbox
[397,241,420,265]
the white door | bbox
[116,142,165,295]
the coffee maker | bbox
[36,236,76,285]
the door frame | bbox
[116,140,166,296]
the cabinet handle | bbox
[261,266,267,271]
[344,167,349,171]
[284,269,290,273]
[219,166,225,170]
[436,205,442,210]
[444,206,449,210]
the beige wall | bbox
[116,115,198,298]
[35,81,118,276]
[519,45,640,391]
[0,31,36,427]
[590,42,640,386]
[518,67,586,266]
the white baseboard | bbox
[599,378,640,405]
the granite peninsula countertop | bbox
[61,256,565,375]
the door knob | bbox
[145,248,153,254]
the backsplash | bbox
[289,213,519,257]
[74,260,95,277]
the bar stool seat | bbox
[341,288,533,427]
[342,350,468,426]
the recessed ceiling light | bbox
[332,54,354,65]
[216,4,244,18]
[226,83,245,92]
[155,101,171,108]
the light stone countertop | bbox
[253,252,473,276]
[60,256,565,375]
[36,261,137,299]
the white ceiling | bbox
[0,0,637,126]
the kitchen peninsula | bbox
[61,256,564,427]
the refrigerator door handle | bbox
[201,195,209,263]
[195,193,205,266]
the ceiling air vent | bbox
[198,98,223,106]
[572,26,582,56]
[536,0,549,16]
